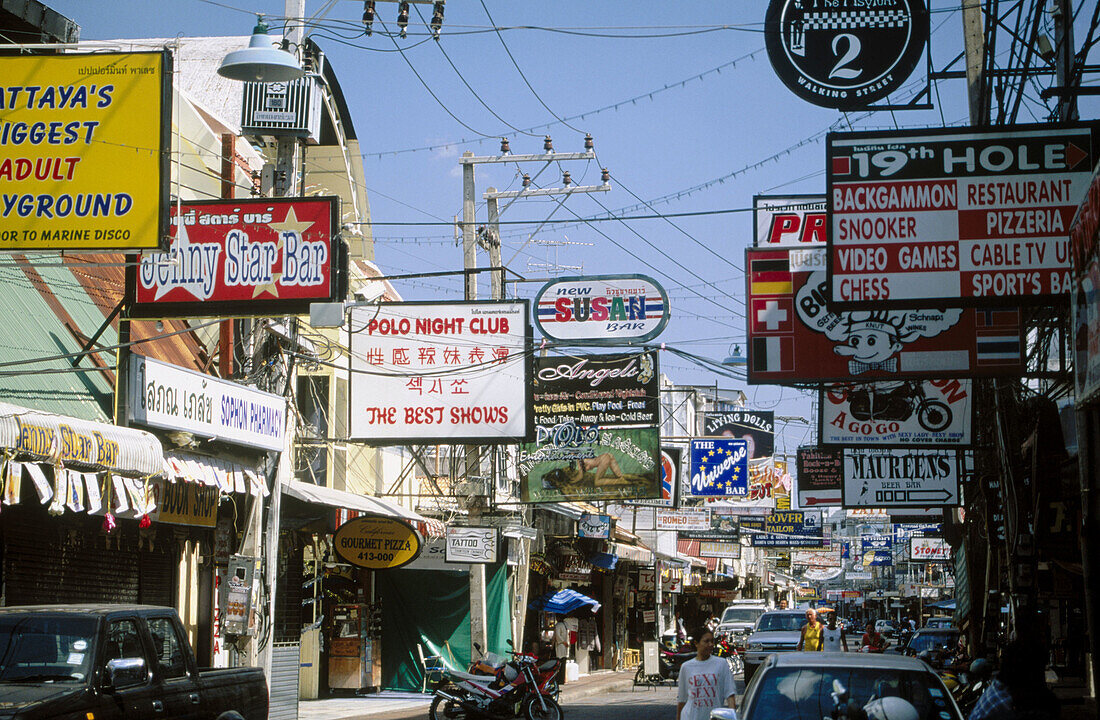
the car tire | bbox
[743,663,758,684]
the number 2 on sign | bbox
[829,34,862,79]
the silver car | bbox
[742,610,808,682]
[737,652,964,720]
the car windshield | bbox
[723,608,764,624]
[0,616,97,684]
[746,666,958,720]
[756,614,806,632]
[909,633,957,653]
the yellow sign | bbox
[0,51,170,250]
[333,515,422,570]
[151,478,219,527]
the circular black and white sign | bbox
[765,0,929,110]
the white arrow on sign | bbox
[841,449,960,509]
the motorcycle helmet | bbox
[863,697,919,720]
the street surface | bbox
[300,683,748,720]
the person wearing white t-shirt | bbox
[822,612,848,652]
[677,627,736,720]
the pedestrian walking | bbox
[677,626,736,720]
[796,608,824,651]
[823,612,849,652]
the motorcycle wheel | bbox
[430,695,469,720]
[543,679,560,702]
[918,400,952,432]
[522,694,563,720]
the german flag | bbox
[749,253,792,295]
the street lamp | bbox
[217,16,305,83]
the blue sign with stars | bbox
[688,439,749,497]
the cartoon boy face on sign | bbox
[796,270,963,376]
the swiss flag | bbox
[751,297,795,333]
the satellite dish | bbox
[217,17,305,83]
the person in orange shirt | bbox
[796,608,824,651]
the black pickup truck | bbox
[0,605,267,720]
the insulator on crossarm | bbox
[500,137,511,154]
[543,135,553,153]
[431,1,445,39]
[397,2,410,38]
[584,133,594,151]
[601,168,610,183]
[562,171,572,186]
[362,0,375,35]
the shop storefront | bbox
[0,400,168,606]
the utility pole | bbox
[459,138,608,654]
[961,0,986,125]
[1052,0,1077,121]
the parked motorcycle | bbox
[430,643,562,720]
[713,637,744,676]
[635,644,695,684]
[467,643,560,703]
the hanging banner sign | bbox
[656,508,710,532]
[333,516,423,570]
[702,411,774,459]
[910,536,950,562]
[746,247,1024,384]
[148,478,219,527]
[520,351,660,503]
[741,511,824,548]
[859,536,894,567]
[827,123,1100,308]
[127,355,286,451]
[348,301,531,444]
[847,569,873,581]
[679,513,740,541]
[764,0,929,110]
[796,446,843,507]
[533,274,669,344]
[688,439,749,497]
[445,527,498,564]
[820,380,973,447]
[698,541,741,559]
[0,51,171,251]
[129,197,346,317]
[578,513,612,539]
[754,195,827,247]
[842,448,960,508]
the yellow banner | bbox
[0,52,169,250]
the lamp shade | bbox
[218,20,305,83]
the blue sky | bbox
[43,0,1100,456]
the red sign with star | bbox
[127,197,346,318]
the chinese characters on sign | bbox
[348,302,531,443]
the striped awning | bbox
[0,401,163,477]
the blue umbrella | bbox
[529,589,601,614]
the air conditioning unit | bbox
[241,75,323,141]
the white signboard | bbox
[847,569,873,581]
[698,541,741,559]
[533,274,669,344]
[910,536,951,562]
[655,508,710,531]
[638,568,655,591]
[348,302,531,443]
[406,538,470,572]
[842,448,960,508]
[828,124,1100,307]
[754,194,827,247]
[821,380,973,447]
[128,354,286,451]
[665,577,682,594]
[446,527,498,564]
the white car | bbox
[875,619,897,637]
[737,652,964,720]
[742,610,807,682]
